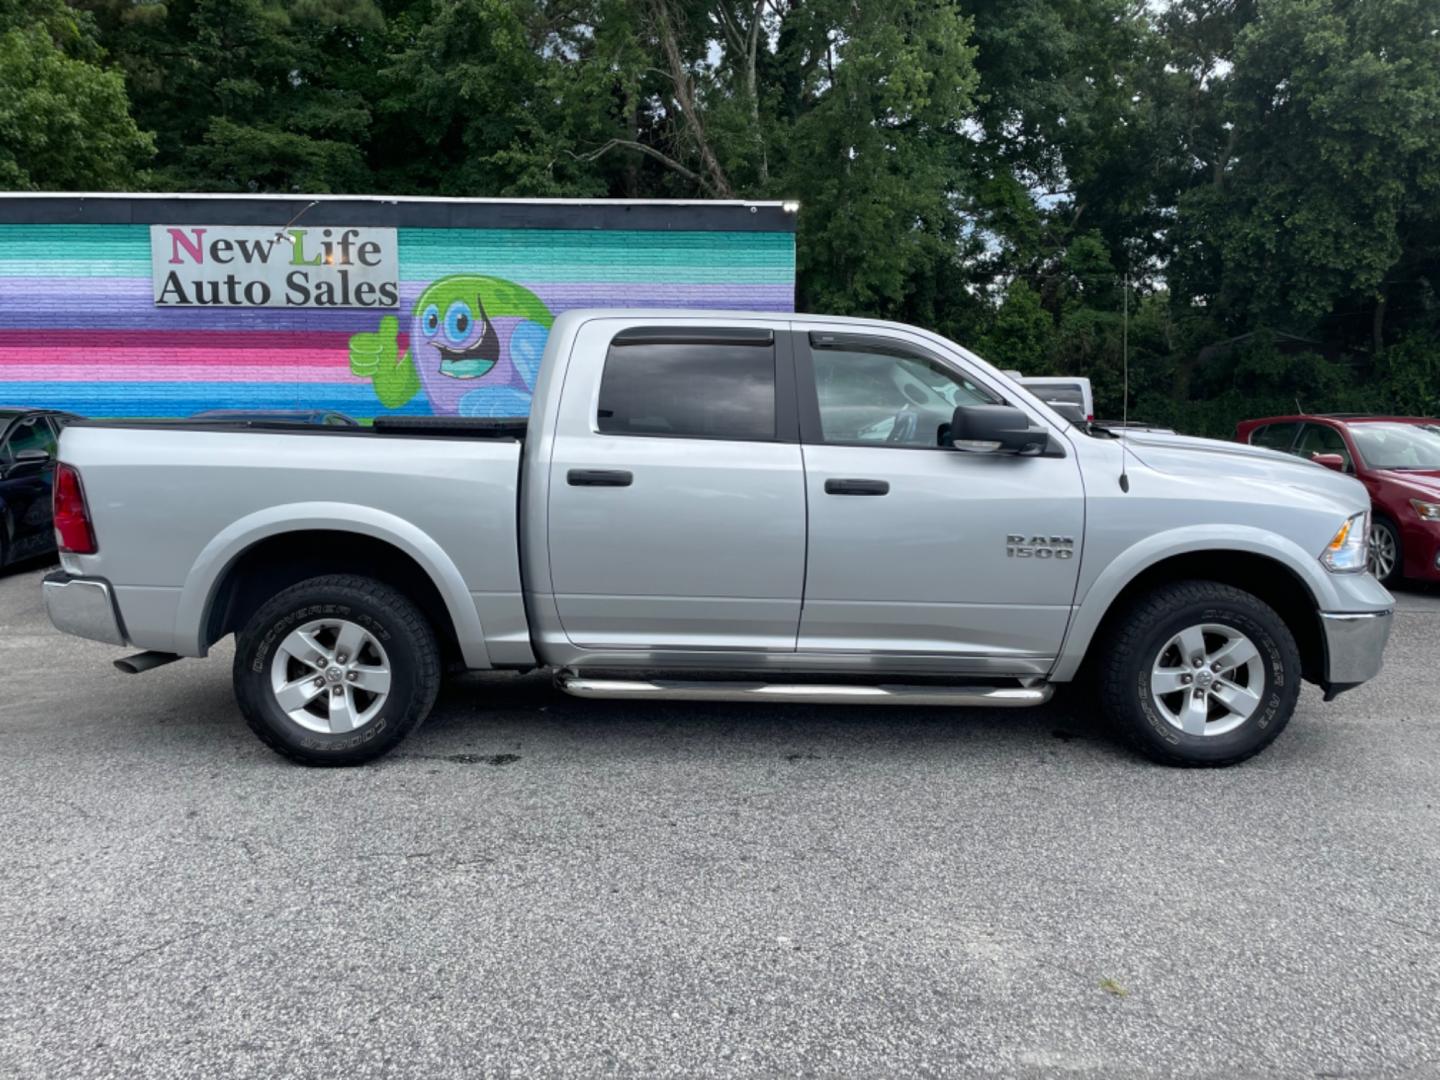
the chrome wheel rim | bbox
[269,618,392,735]
[1150,623,1265,737]
[1368,523,1397,580]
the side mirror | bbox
[946,404,1050,455]
[1312,452,1347,473]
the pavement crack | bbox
[98,928,206,978]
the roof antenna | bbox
[1119,268,1131,493]
[1295,396,1306,416]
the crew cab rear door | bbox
[544,320,806,651]
[795,327,1084,675]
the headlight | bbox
[1320,511,1369,573]
[1411,499,1440,522]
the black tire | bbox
[1098,580,1302,767]
[233,574,440,766]
[1370,516,1403,587]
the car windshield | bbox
[1348,422,1440,470]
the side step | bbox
[555,675,1051,708]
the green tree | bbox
[0,0,152,188]
[1170,0,1440,350]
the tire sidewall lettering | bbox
[1136,605,1286,746]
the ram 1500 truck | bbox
[42,310,1394,767]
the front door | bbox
[546,323,807,652]
[795,329,1085,674]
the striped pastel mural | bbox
[0,202,796,419]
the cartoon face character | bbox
[348,274,553,417]
[416,291,501,380]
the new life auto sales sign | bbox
[150,225,399,308]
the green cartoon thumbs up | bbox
[349,315,420,409]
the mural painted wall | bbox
[0,205,796,419]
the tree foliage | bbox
[0,0,152,188]
[3,0,1440,433]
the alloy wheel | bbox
[268,618,392,734]
[1150,623,1266,737]
[1368,523,1397,581]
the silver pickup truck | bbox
[43,310,1393,767]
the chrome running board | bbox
[555,676,1051,708]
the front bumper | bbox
[1319,609,1392,697]
[42,572,127,647]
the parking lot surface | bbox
[2,560,1439,1079]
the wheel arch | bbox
[179,504,490,669]
[1055,534,1330,685]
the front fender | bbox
[1050,524,1389,681]
[176,501,492,668]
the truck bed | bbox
[56,421,530,666]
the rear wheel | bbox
[1369,516,1402,586]
[233,574,440,766]
[1098,580,1302,767]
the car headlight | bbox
[1410,499,1440,522]
[1320,511,1369,573]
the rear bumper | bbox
[1319,609,1392,695]
[42,572,127,647]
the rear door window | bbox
[1249,422,1301,453]
[597,335,777,441]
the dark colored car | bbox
[190,409,359,426]
[0,408,80,567]
[1236,413,1440,585]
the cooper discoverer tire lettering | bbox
[233,574,440,766]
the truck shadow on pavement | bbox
[120,660,1131,767]
[387,669,1127,767]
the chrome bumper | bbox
[1319,609,1392,692]
[42,572,127,647]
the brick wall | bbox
[0,201,796,419]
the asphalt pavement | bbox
[2,560,1439,1079]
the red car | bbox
[1236,414,1440,585]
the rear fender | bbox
[178,501,491,668]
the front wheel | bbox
[233,574,440,766]
[1098,580,1302,767]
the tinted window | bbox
[811,345,997,447]
[1032,386,1084,407]
[597,341,776,441]
[1249,422,1300,452]
[1295,424,1352,469]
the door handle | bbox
[824,478,889,496]
[567,468,633,487]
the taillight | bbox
[53,463,97,554]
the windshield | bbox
[1349,422,1440,470]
